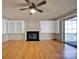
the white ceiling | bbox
[2,0,77,20]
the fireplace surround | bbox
[27,31,39,41]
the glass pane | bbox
[8,22,15,33]
[65,17,77,47]
[15,22,22,33]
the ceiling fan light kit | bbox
[30,9,36,13]
[20,0,46,15]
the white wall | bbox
[2,19,25,42]
[40,20,60,40]
[39,33,55,40]
[24,19,60,40]
[2,18,60,41]
[55,13,77,42]
[7,20,25,40]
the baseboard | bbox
[53,39,63,43]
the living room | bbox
[2,0,77,59]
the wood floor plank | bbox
[2,40,76,59]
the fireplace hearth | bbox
[27,31,39,41]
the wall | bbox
[39,33,55,40]
[3,18,60,41]
[2,19,25,42]
[55,12,77,42]
[55,20,63,41]
[7,33,25,40]
[7,20,25,40]
[24,19,60,40]
[3,14,77,41]
[25,19,40,31]
[39,20,59,40]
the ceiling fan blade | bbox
[25,0,32,6]
[37,0,46,7]
[35,8,43,13]
[25,0,30,3]
[20,8,29,11]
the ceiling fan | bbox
[20,0,46,15]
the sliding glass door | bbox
[64,17,77,47]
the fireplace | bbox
[27,31,39,41]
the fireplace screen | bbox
[27,31,39,41]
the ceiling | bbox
[2,0,77,20]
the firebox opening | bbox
[27,31,39,41]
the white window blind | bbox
[15,22,22,33]
[2,19,8,33]
[40,21,59,33]
[8,22,15,33]
[8,21,25,33]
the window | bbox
[65,17,77,42]
[8,21,25,33]
[65,17,77,33]
[8,22,15,33]
[40,21,59,33]
[15,22,22,33]
[2,19,8,33]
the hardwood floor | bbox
[2,40,76,59]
